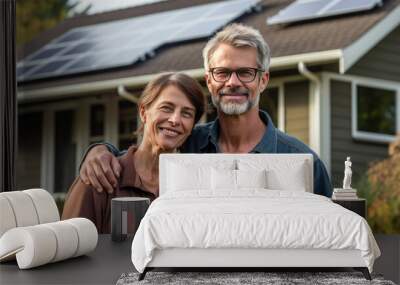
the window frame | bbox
[262,81,285,131]
[351,79,400,143]
[117,97,139,149]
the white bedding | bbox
[131,190,380,273]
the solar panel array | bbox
[267,0,383,25]
[18,0,260,82]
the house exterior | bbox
[16,0,400,195]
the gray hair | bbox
[202,23,270,72]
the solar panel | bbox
[62,42,97,56]
[31,59,72,77]
[16,64,37,78]
[29,46,65,61]
[267,0,382,25]
[92,46,158,70]
[18,0,260,82]
[171,18,234,43]
[168,5,212,24]
[324,0,382,17]
[56,30,89,43]
[63,54,105,73]
[268,0,327,25]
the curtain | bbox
[0,0,17,192]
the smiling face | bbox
[140,84,196,151]
[206,43,269,115]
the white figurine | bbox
[343,157,352,189]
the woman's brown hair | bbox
[136,72,206,134]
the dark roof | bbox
[264,0,399,56]
[18,0,400,90]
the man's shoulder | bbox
[275,129,316,156]
[181,122,214,152]
[187,121,214,142]
[191,121,214,135]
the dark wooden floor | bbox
[374,234,400,284]
[0,234,398,284]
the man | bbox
[80,23,332,197]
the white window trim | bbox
[318,73,331,176]
[263,81,285,131]
[278,84,285,132]
[323,72,400,144]
[41,110,54,193]
[307,74,320,156]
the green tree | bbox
[16,0,85,46]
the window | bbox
[260,87,279,126]
[89,104,105,144]
[16,112,42,189]
[54,110,76,193]
[353,84,398,143]
[119,100,137,149]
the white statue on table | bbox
[343,157,352,189]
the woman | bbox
[62,72,206,233]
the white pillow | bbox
[266,162,307,191]
[167,162,211,191]
[166,159,236,193]
[237,169,268,189]
[211,168,236,190]
[238,159,309,192]
[211,169,268,190]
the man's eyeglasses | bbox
[209,67,264,83]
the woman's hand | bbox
[80,145,121,193]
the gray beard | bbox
[212,92,260,115]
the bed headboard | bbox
[159,153,314,195]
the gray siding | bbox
[284,81,309,145]
[16,112,42,190]
[348,26,400,82]
[330,80,389,186]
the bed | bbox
[131,154,380,280]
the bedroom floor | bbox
[374,234,400,284]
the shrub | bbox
[357,136,400,234]
[53,193,66,217]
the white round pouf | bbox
[0,196,17,237]
[0,192,39,227]
[42,221,79,262]
[0,226,57,269]
[23,189,60,223]
[65,218,98,257]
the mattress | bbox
[131,190,380,273]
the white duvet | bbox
[131,190,380,273]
